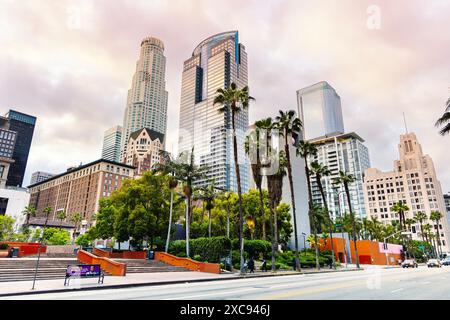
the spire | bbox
[403,112,408,134]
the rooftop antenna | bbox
[402,112,408,134]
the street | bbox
[5,266,450,300]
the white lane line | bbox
[164,288,259,300]
[391,288,404,293]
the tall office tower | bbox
[178,31,250,192]
[121,37,168,160]
[30,171,55,185]
[308,132,371,221]
[0,116,17,188]
[102,125,122,162]
[5,110,36,187]
[297,81,345,140]
[363,133,450,252]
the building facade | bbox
[121,37,168,160]
[363,133,450,252]
[123,128,164,176]
[30,171,55,185]
[28,159,134,230]
[0,116,17,188]
[178,31,250,192]
[308,132,371,221]
[297,81,345,141]
[5,110,36,187]
[0,187,30,231]
[102,125,122,163]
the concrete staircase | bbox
[116,259,190,274]
[0,258,80,282]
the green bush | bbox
[43,228,71,245]
[0,243,8,250]
[75,234,92,247]
[169,237,231,263]
[231,239,272,259]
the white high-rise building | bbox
[178,31,249,192]
[102,125,122,163]
[363,133,450,252]
[297,81,345,140]
[308,132,371,221]
[121,37,168,160]
[30,171,54,185]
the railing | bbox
[77,250,126,276]
[92,247,146,259]
[155,252,221,274]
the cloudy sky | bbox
[0,0,449,191]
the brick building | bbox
[28,159,134,230]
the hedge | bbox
[169,237,231,263]
[231,239,272,259]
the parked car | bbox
[441,257,450,266]
[427,259,442,268]
[402,259,418,268]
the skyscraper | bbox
[102,125,122,163]
[30,171,55,185]
[308,132,371,221]
[297,81,345,140]
[363,133,450,252]
[0,116,17,188]
[5,110,36,187]
[121,37,168,160]
[178,31,249,192]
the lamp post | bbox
[302,232,307,256]
[384,230,411,266]
[334,189,349,267]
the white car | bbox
[427,259,442,268]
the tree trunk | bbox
[285,132,301,272]
[345,182,360,269]
[231,107,245,274]
[208,209,212,238]
[269,199,277,272]
[186,197,190,258]
[165,189,174,253]
[258,185,266,240]
[317,175,336,269]
[435,221,442,258]
[303,156,318,270]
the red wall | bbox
[0,242,46,257]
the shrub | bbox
[169,237,231,263]
[75,234,92,247]
[43,228,71,245]
[231,239,272,259]
[0,244,8,250]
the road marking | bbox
[390,288,404,293]
[164,288,259,300]
[259,282,358,300]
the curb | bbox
[0,268,362,298]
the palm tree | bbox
[275,110,304,271]
[435,97,450,135]
[266,150,287,272]
[70,212,83,240]
[214,82,254,274]
[22,205,36,226]
[423,223,437,258]
[310,161,336,269]
[297,140,320,270]
[333,171,360,269]
[430,211,443,258]
[391,202,409,231]
[56,210,67,229]
[415,211,428,243]
[217,191,233,238]
[194,184,216,237]
[405,218,415,233]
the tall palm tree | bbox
[70,212,83,239]
[414,211,428,243]
[22,205,36,226]
[310,161,336,269]
[297,140,320,270]
[423,223,437,257]
[435,97,450,135]
[194,184,216,237]
[430,211,443,258]
[214,82,254,274]
[405,218,415,233]
[391,202,409,231]
[56,210,67,229]
[266,150,287,272]
[274,110,303,271]
[333,171,360,269]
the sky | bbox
[0,0,449,191]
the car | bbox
[401,259,418,268]
[427,259,442,268]
[440,258,450,266]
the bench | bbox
[64,264,105,286]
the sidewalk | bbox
[0,267,361,297]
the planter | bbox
[0,250,9,258]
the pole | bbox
[31,240,42,290]
[185,198,190,258]
[165,190,174,253]
[384,239,389,266]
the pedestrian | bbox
[292,257,296,271]
[261,259,267,272]
[243,259,248,274]
[248,257,255,273]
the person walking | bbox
[248,257,255,273]
[261,259,267,272]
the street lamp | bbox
[301,232,307,256]
[384,230,411,266]
[334,189,349,267]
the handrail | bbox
[155,252,221,274]
[77,250,126,276]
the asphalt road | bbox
[5,266,450,300]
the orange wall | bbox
[155,252,221,274]
[77,250,126,276]
[0,242,47,257]
[93,248,146,259]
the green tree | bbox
[22,205,36,226]
[275,110,304,271]
[70,212,83,239]
[214,82,254,274]
[75,234,92,247]
[435,97,450,136]
[414,211,428,243]
[43,228,71,245]
[0,215,15,241]
[391,202,409,231]
[56,210,67,229]
[430,211,443,257]
[333,171,360,269]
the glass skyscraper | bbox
[102,125,122,163]
[5,110,36,188]
[297,81,345,140]
[121,37,168,160]
[178,31,249,192]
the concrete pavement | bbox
[4,265,449,300]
